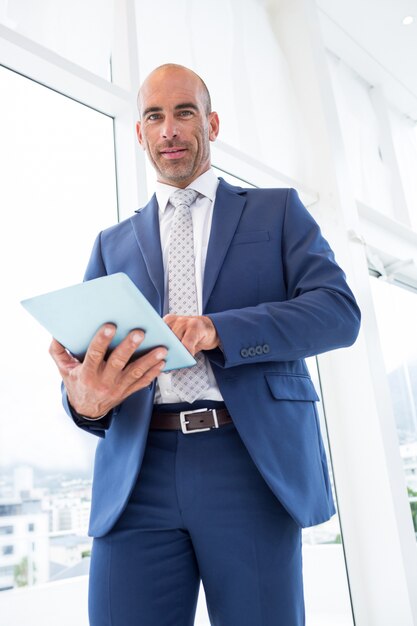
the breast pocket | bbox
[231,230,270,245]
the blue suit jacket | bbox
[63,179,360,536]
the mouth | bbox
[160,147,188,160]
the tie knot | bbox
[169,188,199,210]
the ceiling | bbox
[316,0,417,121]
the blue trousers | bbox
[89,423,305,625]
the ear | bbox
[136,121,146,149]
[208,112,220,142]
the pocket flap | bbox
[265,374,320,402]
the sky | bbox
[0,66,117,471]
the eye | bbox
[147,113,162,121]
[178,110,193,117]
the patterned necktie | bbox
[168,188,210,403]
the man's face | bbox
[136,68,219,188]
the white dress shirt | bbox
[154,167,224,404]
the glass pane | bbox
[1,0,113,80]
[370,277,417,537]
[302,357,354,626]
[0,65,117,601]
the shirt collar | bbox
[155,167,219,214]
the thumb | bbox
[49,338,80,374]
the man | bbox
[50,64,360,626]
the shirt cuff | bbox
[67,397,111,423]
[75,411,109,421]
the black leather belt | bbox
[150,408,232,434]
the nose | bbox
[161,114,178,140]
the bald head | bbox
[135,63,219,187]
[137,64,212,120]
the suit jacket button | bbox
[241,348,249,358]
[255,345,263,355]
[248,347,256,357]
[262,344,270,354]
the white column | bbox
[370,85,411,227]
[111,0,148,217]
[267,0,417,624]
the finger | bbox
[83,323,116,372]
[164,316,200,354]
[49,338,67,362]
[123,346,168,387]
[163,314,176,325]
[181,317,219,353]
[49,339,80,374]
[181,325,200,355]
[124,359,167,397]
[163,315,188,342]
[163,314,186,334]
[105,329,145,373]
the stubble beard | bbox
[156,157,197,185]
[150,135,210,186]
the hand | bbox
[163,315,220,356]
[49,324,167,418]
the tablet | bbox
[21,273,196,372]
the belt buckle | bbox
[180,408,219,434]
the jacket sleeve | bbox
[207,188,361,369]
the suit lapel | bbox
[203,179,247,310]
[129,180,246,314]
[130,195,165,312]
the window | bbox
[0,65,118,591]
[0,566,15,577]
[2,546,14,557]
[370,276,417,536]
[302,357,354,624]
[0,505,21,517]
[0,0,113,80]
